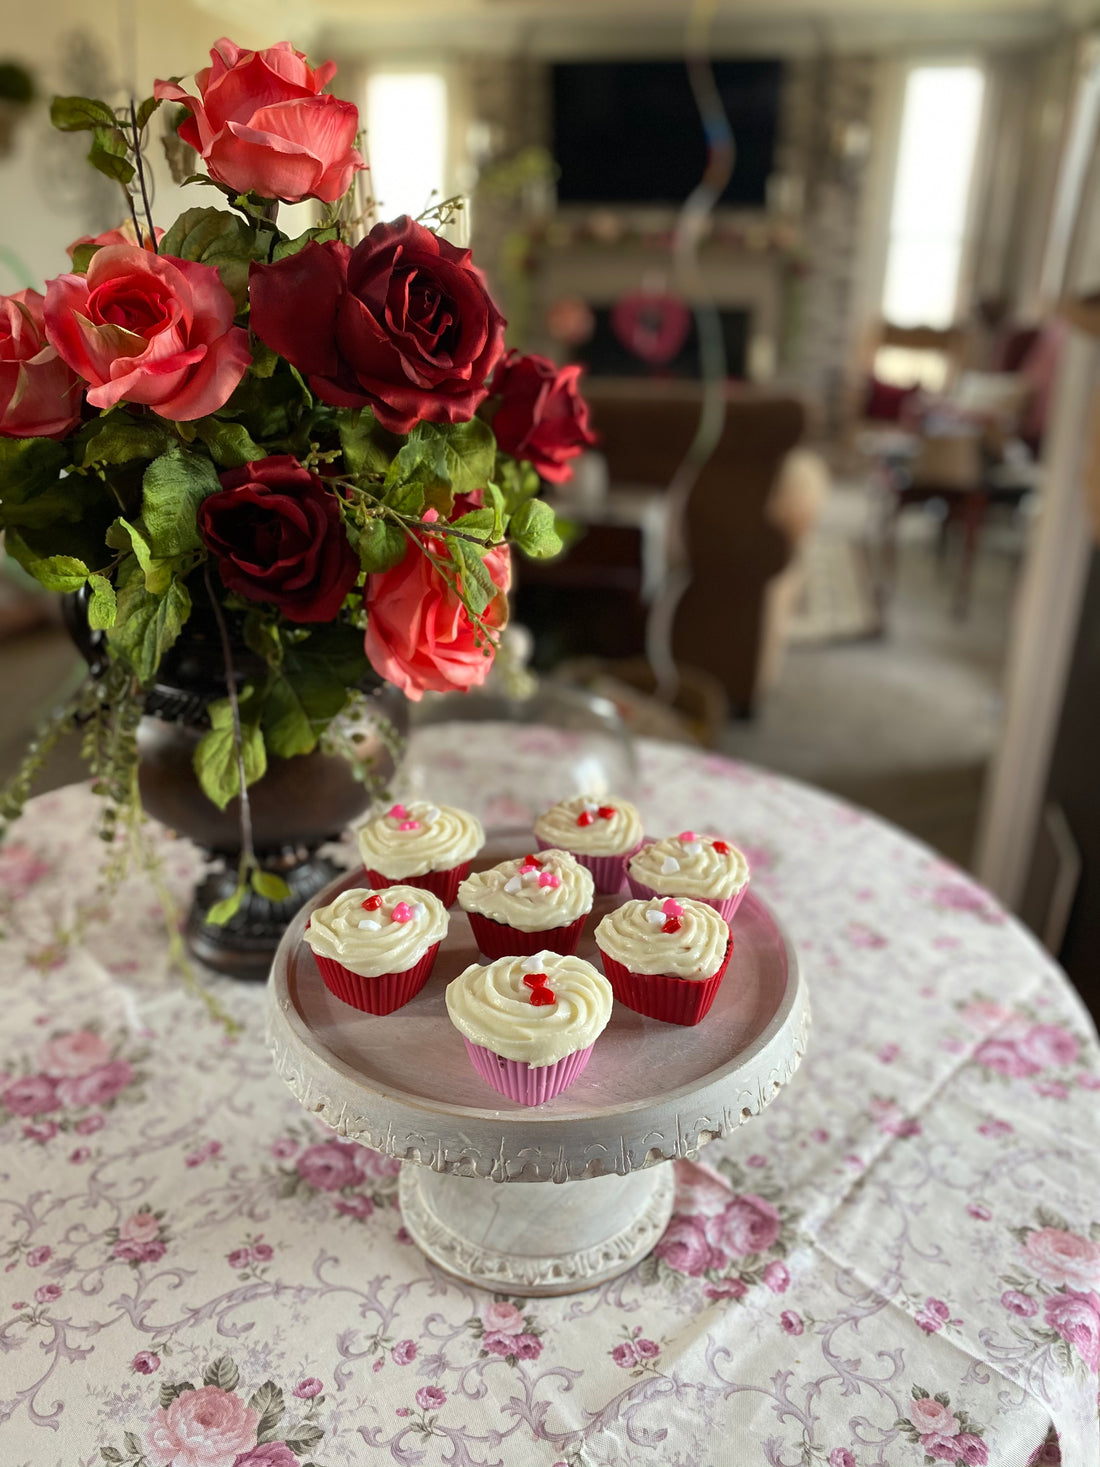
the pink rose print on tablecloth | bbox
[1020,1025,1080,1069]
[1023,1228,1100,1290]
[909,1396,960,1437]
[391,1341,417,1365]
[295,1140,366,1192]
[780,1311,803,1335]
[763,1260,790,1293]
[482,1301,525,1335]
[829,1452,856,1467]
[705,1277,747,1301]
[896,1388,988,1464]
[415,1386,446,1410]
[933,879,1002,923]
[470,1299,543,1364]
[26,1245,50,1267]
[35,1282,61,1303]
[2,1074,60,1116]
[704,1194,781,1256]
[38,1029,109,1077]
[132,1351,161,1374]
[974,1039,1040,1078]
[1028,1432,1062,1464]
[1044,1291,1100,1372]
[293,1377,323,1399]
[1002,1289,1039,1317]
[915,1298,953,1335]
[611,1341,639,1368]
[233,1444,299,1467]
[144,1384,258,1466]
[654,1214,721,1276]
[0,843,50,898]
[56,1059,134,1109]
[110,1206,169,1267]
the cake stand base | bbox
[399,1162,676,1297]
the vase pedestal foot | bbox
[397,1163,676,1297]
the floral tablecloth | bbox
[1,733,1098,1467]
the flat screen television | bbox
[551,59,783,208]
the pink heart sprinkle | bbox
[678,830,696,843]
[391,902,413,923]
[388,803,408,819]
[519,863,538,875]
[662,898,683,917]
[538,870,561,888]
[399,819,420,831]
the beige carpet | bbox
[787,534,881,645]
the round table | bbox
[1,732,1097,1467]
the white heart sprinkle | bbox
[503,875,522,894]
[522,951,550,970]
[661,856,681,875]
[645,909,665,925]
[583,800,599,815]
[410,902,426,921]
[357,918,381,931]
[522,868,539,885]
[684,841,702,857]
[423,805,440,821]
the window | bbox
[877,65,986,386]
[365,72,448,224]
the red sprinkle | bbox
[597,805,616,820]
[361,895,383,911]
[522,972,556,1006]
[662,916,683,934]
[576,810,594,827]
[522,974,548,990]
[524,854,543,867]
[713,840,730,856]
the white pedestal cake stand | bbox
[266,874,809,1297]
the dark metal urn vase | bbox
[64,592,407,981]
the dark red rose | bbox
[249,218,506,433]
[197,455,358,622]
[488,352,596,483]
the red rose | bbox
[249,218,506,433]
[0,289,82,439]
[197,456,359,623]
[488,352,596,483]
[363,524,510,700]
[44,246,249,422]
[67,220,163,261]
[155,37,363,204]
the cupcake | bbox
[594,896,732,1026]
[533,794,644,894]
[304,885,449,1014]
[627,830,750,923]
[356,800,484,906]
[446,951,613,1105]
[458,848,594,960]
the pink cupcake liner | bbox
[461,1037,594,1105]
[364,862,471,908]
[464,910,588,961]
[535,837,642,896]
[597,940,734,1026]
[313,942,442,1015]
[626,872,749,925]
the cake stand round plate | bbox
[266,872,810,1296]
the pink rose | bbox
[156,38,363,204]
[959,1000,1011,1031]
[415,1386,446,1410]
[233,1445,299,1467]
[57,1059,133,1110]
[1043,1289,1100,1371]
[363,532,511,701]
[967,1203,992,1221]
[26,1245,51,1267]
[250,1242,273,1263]
[2,1074,60,1116]
[923,1434,967,1462]
[704,1194,781,1257]
[115,1238,166,1264]
[44,246,249,421]
[68,219,163,260]
[34,1282,61,1303]
[705,1277,747,1301]
[511,1333,542,1360]
[293,1377,323,1399]
[634,1338,659,1360]
[1002,1289,1038,1316]
[270,1137,298,1160]
[1021,1025,1079,1069]
[296,1140,366,1192]
[611,1341,638,1368]
[1023,1228,1100,1290]
[975,1039,1040,1078]
[829,1453,856,1467]
[145,1384,259,1467]
[22,1121,58,1143]
[482,1301,525,1336]
[0,289,82,438]
[654,1214,722,1277]
[76,1113,105,1135]
[69,1146,92,1164]
[133,1351,161,1374]
[923,1298,950,1321]
[953,1434,990,1465]
[359,1149,401,1181]
[227,1247,252,1270]
[481,1331,515,1357]
[1034,1080,1070,1100]
[38,1030,109,1078]
[391,1340,417,1365]
[780,1310,804,1336]
[978,1118,1013,1138]
[1028,1438,1062,1464]
[120,1211,160,1245]
[763,1260,790,1294]
[910,1397,959,1436]
[915,1310,944,1334]
[185,1140,222,1167]
[334,1195,374,1220]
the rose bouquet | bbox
[0,37,595,922]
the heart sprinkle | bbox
[662,915,683,934]
[678,830,696,843]
[645,909,666,925]
[661,855,681,875]
[398,819,420,832]
[538,870,561,888]
[522,952,550,971]
[503,875,523,894]
[388,803,407,819]
[684,841,703,856]
[391,901,414,923]
[357,918,381,931]
[361,894,383,911]
[713,840,731,856]
[423,805,440,821]
[597,805,616,820]
[522,973,556,1006]
[518,862,539,875]
[662,898,684,917]
[576,810,595,827]
[524,854,542,867]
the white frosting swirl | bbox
[305,885,449,976]
[458,849,594,931]
[356,801,484,878]
[533,794,644,856]
[629,834,750,900]
[595,898,730,980]
[446,952,613,1065]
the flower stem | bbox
[203,563,255,876]
[129,100,158,252]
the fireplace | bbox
[576,305,750,379]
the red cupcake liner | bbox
[626,873,749,925]
[465,910,587,961]
[313,942,441,1015]
[534,837,641,895]
[461,1038,594,1105]
[596,939,734,1026]
[364,862,471,908]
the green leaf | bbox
[0,437,74,529]
[70,242,99,274]
[203,1356,240,1392]
[495,455,540,513]
[243,611,282,667]
[284,1423,324,1453]
[338,410,400,478]
[122,1430,142,1456]
[87,574,117,630]
[3,533,88,592]
[261,622,366,756]
[383,418,496,518]
[135,95,162,130]
[352,517,406,575]
[250,340,279,379]
[250,869,292,902]
[116,518,174,596]
[194,419,265,468]
[272,224,340,261]
[384,480,424,519]
[159,207,258,309]
[205,886,244,926]
[141,447,221,558]
[261,673,318,759]
[88,125,135,185]
[249,1381,285,1443]
[193,692,267,810]
[158,1380,193,1409]
[509,496,562,559]
[50,95,116,131]
[75,413,172,470]
[451,507,500,543]
[452,538,499,618]
[107,572,191,684]
[99,1448,123,1464]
